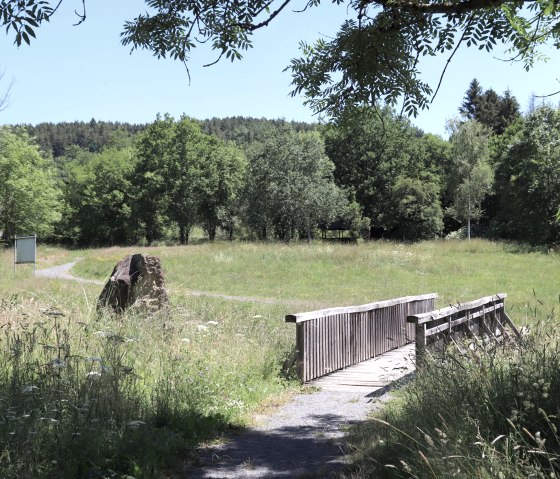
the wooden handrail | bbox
[285,293,438,323]
[407,293,519,361]
[407,294,507,325]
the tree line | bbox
[1,80,559,246]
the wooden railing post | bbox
[296,322,305,382]
[415,322,427,366]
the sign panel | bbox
[15,235,36,265]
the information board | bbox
[14,235,36,271]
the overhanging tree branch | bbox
[369,0,525,15]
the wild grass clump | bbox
[0,295,292,478]
[346,307,560,478]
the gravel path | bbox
[189,386,395,479]
[35,261,307,306]
[35,260,103,285]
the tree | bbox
[132,115,175,244]
[244,127,346,242]
[133,115,246,244]
[62,147,136,245]
[323,108,447,239]
[195,138,246,241]
[459,80,520,135]
[0,127,61,240]
[446,119,494,240]
[4,1,560,118]
[494,106,560,245]
[460,79,483,120]
[385,176,444,241]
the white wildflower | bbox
[87,371,102,378]
[126,420,146,429]
[197,325,208,332]
[21,385,39,394]
[206,321,219,326]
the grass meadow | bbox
[0,239,559,477]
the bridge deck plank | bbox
[307,343,415,393]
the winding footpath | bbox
[36,260,307,306]
[35,260,103,285]
[36,260,407,478]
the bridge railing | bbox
[407,293,520,360]
[285,293,438,382]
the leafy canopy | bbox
[0,127,62,239]
[3,0,560,117]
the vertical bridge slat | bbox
[286,293,438,382]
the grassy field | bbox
[66,239,560,316]
[0,239,558,478]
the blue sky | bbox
[1,0,559,137]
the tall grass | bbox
[344,300,560,478]
[0,280,293,477]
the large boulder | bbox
[97,254,168,314]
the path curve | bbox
[35,260,103,285]
[35,261,305,306]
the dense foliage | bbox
[493,106,560,245]
[25,120,146,157]
[446,119,494,240]
[0,128,61,239]
[460,79,521,135]
[1,83,559,246]
[244,127,347,241]
[323,108,446,240]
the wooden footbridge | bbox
[285,293,519,393]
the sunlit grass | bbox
[67,239,560,318]
[345,312,560,478]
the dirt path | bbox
[35,261,307,306]
[189,386,395,478]
[35,260,103,285]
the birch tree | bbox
[446,119,493,240]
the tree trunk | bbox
[208,226,216,242]
[179,225,186,245]
[306,218,312,243]
[146,228,154,246]
[467,196,471,241]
